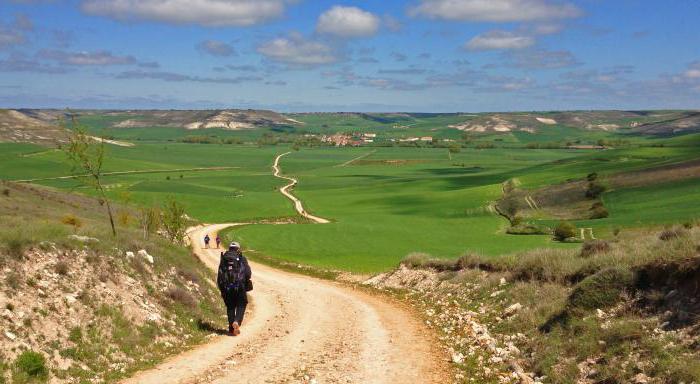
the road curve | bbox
[273,152,330,224]
[121,224,448,384]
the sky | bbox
[0,0,699,112]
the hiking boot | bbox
[228,323,235,336]
[232,322,240,336]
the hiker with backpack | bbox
[217,242,252,336]
[215,235,221,249]
[204,234,210,249]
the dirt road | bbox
[273,152,330,224]
[123,224,447,383]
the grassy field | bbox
[2,122,700,272]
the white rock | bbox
[65,294,77,305]
[451,352,465,364]
[138,249,154,264]
[5,331,16,341]
[147,312,161,322]
[69,235,99,243]
[596,309,605,319]
[504,303,523,317]
[499,277,507,286]
[125,251,135,259]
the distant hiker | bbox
[217,242,252,336]
[204,234,210,249]
[216,235,221,249]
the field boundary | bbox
[13,166,240,183]
[335,150,377,167]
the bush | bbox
[13,350,48,382]
[567,267,634,312]
[585,182,607,199]
[3,237,26,260]
[55,261,69,276]
[5,271,21,290]
[2,188,9,197]
[579,240,611,258]
[507,223,551,235]
[60,215,82,230]
[554,221,577,241]
[586,172,598,182]
[682,221,694,229]
[659,227,687,241]
[166,286,196,308]
[589,206,609,219]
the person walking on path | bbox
[217,242,252,336]
[215,235,221,249]
[204,234,210,249]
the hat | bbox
[229,242,241,250]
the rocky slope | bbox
[0,182,223,383]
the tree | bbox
[138,206,161,240]
[161,197,186,243]
[62,113,117,236]
[448,144,461,154]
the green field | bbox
[2,115,700,272]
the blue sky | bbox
[1,0,699,112]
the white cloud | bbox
[0,29,25,48]
[81,0,292,27]
[316,6,380,38]
[39,49,137,66]
[197,40,235,57]
[685,61,700,79]
[409,0,582,22]
[465,30,534,51]
[257,33,338,66]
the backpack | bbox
[221,252,245,292]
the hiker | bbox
[204,234,210,249]
[217,242,252,336]
[216,235,221,249]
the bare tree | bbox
[62,112,117,236]
[138,206,161,240]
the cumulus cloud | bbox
[197,40,235,57]
[81,0,293,27]
[38,49,137,66]
[316,6,380,38]
[0,14,34,48]
[465,30,534,51]
[409,0,582,22]
[0,53,68,73]
[257,33,338,66]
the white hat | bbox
[229,242,240,249]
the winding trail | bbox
[273,152,330,224]
[122,224,448,384]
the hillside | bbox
[0,182,223,383]
[368,225,700,383]
[0,109,68,146]
[86,109,298,130]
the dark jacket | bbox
[216,250,251,293]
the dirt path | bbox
[122,224,448,384]
[273,152,330,224]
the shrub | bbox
[567,267,634,312]
[3,237,25,260]
[507,223,551,235]
[554,221,577,241]
[589,206,609,219]
[178,269,201,285]
[659,227,687,241]
[585,182,607,199]
[60,215,82,230]
[5,271,21,290]
[166,286,196,308]
[586,172,598,182]
[2,188,9,197]
[13,350,48,382]
[579,240,611,258]
[54,261,69,276]
[118,211,131,226]
[682,221,694,229]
